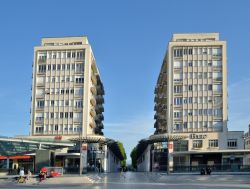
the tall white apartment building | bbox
[136,33,250,172]
[155,33,227,134]
[30,36,104,138]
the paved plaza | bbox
[0,172,250,188]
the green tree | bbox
[130,147,137,169]
[117,141,127,168]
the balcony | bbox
[213,90,222,95]
[36,82,45,87]
[74,106,83,112]
[96,85,104,95]
[91,86,97,95]
[213,78,222,83]
[154,114,158,120]
[91,75,97,85]
[95,114,104,122]
[95,104,104,113]
[173,79,183,84]
[213,116,223,120]
[73,118,82,123]
[36,106,44,110]
[90,97,96,106]
[90,108,96,117]
[212,54,222,60]
[96,123,104,129]
[38,58,47,63]
[96,95,104,104]
[35,117,44,123]
[89,121,96,128]
[75,57,84,62]
[36,94,45,99]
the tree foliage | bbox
[117,141,127,168]
[130,147,137,169]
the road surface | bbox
[0,172,250,188]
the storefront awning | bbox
[0,136,74,157]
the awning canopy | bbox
[0,136,74,157]
[69,135,125,161]
[135,133,187,160]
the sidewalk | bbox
[169,172,250,175]
[0,175,92,186]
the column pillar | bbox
[80,143,88,174]
[168,141,174,173]
[103,145,108,172]
[6,158,10,169]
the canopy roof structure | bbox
[0,136,74,157]
[70,135,125,161]
[135,133,188,160]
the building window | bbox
[70,112,73,118]
[72,64,75,70]
[65,112,68,118]
[174,97,183,105]
[188,85,193,91]
[209,140,218,147]
[188,97,192,104]
[193,140,203,148]
[60,112,64,118]
[67,64,70,70]
[174,85,182,93]
[76,77,84,83]
[37,100,44,108]
[35,127,44,133]
[228,139,237,148]
[76,63,84,72]
[208,84,213,91]
[183,49,188,55]
[50,113,54,118]
[65,100,69,106]
[67,52,71,58]
[174,111,182,118]
[188,49,193,55]
[174,140,188,152]
[55,124,58,131]
[47,65,51,71]
[38,65,46,73]
[174,48,183,57]
[52,64,56,70]
[50,100,54,106]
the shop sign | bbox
[81,144,88,151]
[168,143,173,149]
[190,133,207,139]
[54,135,62,140]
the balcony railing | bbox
[90,108,96,117]
[38,58,47,63]
[96,95,104,104]
[213,78,222,82]
[91,75,97,85]
[90,98,96,106]
[91,87,97,95]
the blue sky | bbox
[0,0,250,160]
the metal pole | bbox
[79,133,82,175]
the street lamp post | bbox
[79,132,82,175]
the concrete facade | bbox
[137,33,250,172]
[30,36,104,138]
